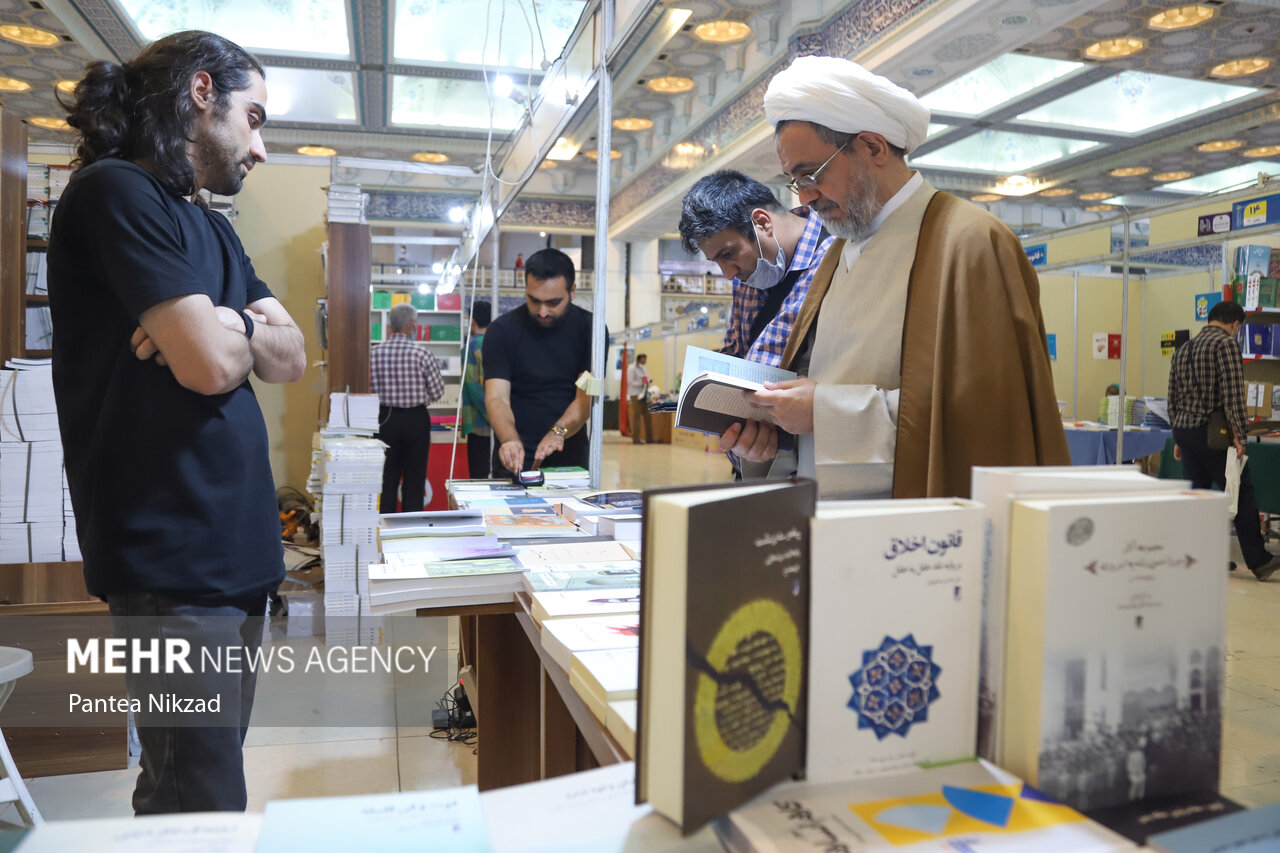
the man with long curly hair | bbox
[47,30,306,814]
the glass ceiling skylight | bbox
[112,0,351,59]
[920,54,1083,118]
[911,130,1101,174]
[1015,71,1259,135]
[391,76,529,131]
[264,67,357,124]
[394,0,587,71]
[1156,162,1280,194]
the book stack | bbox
[326,183,367,225]
[327,391,379,433]
[539,466,591,488]
[24,250,47,294]
[313,436,385,645]
[1135,397,1170,428]
[0,361,77,562]
[1099,395,1136,426]
[368,556,524,613]
[25,164,50,240]
[47,165,70,202]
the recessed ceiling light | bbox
[297,145,336,157]
[1152,170,1193,181]
[55,79,76,94]
[693,20,752,44]
[1079,191,1113,200]
[1148,5,1214,31]
[971,193,1002,202]
[646,76,695,94]
[1109,166,1151,177]
[612,117,654,131]
[538,160,557,170]
[1085,38,1145,60]
[0,25,60,47]
[1196,139,1243,152]
[1085,204,1116,212]
[0,77,30,92]
[28,117,69,130]
[673,142,705,156]
[584,149,621,160]
[412,152,449,164]
[1040,187,1075,197]
[1210,58,1271,79]
[1244,145,1280,158]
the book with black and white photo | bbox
[1002,489,1227,812]
[969,465,1188,765]
[637,478,816,834]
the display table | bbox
[1158,437,1280,514]
[1063,425,1172,465]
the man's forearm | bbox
[488,396,521,444]
[249,319,307,383]
[553,391,591,436]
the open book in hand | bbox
[675,346,798,450]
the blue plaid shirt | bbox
[721,210,834,367]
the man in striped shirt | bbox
[372,302,445,512]
[1169,300,1277,580]
[679,170,832,368]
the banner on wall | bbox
[1046,333,1056,361]
[1195,291,1222,322]
[1024,243,1047,267]
[1197,212,1232,237]
[1092,332,1108,360]
[1108,334,1122,360]
[1161,331,1176,357]
[1233,194,1280,230]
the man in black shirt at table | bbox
[483,248,596,474]
[48,31,306,813]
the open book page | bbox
[677,345,796,388]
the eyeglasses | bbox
[785,140,849,195]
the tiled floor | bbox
[2,432,1276,825]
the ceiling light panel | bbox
[1147,5,1213,31]
[1157,162,1280,194]
[394,0,586,69]
[391,76,528,131]
[920,54,1084,118]
[112,0,351,59]
[262,67,358,124]
[911,129,1100,174]
[1014,71,1259,135]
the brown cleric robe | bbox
[780,190,1070,499]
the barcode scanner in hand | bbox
[515,469,544,487]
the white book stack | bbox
[0,362,75,561]
[24,305,53,350]
[62,468,80,561]
[47,165,70,202]
[25,250,47,294]
[316,436,384,645]
[326,183,367,224]
[327,392,380,432]
[26,163,48,203]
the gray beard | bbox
[818,186,883,243]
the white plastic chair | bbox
[0,647,42,826]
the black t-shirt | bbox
[483,302,596,458]
[47,159,284,603]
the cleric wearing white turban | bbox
[722,53,1069,509]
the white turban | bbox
[764,56,931,154]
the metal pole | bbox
[1139,273,1146,397]
[588,0,614,489]
[1116,211,1130,464]
[1072,271,1079,421]
[490,222,500,467]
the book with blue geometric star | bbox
[807,499,983,784]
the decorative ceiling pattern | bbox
[0,0,1275,234]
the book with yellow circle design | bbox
[637,479,816,835]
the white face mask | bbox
[741,224,787,290]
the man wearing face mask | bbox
[679,170,832,368]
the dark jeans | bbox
[1173,426,1269,570]
[107,591,267,814]
[379,405,430,512]
[492,434,589,476]
[466,433,491,479]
